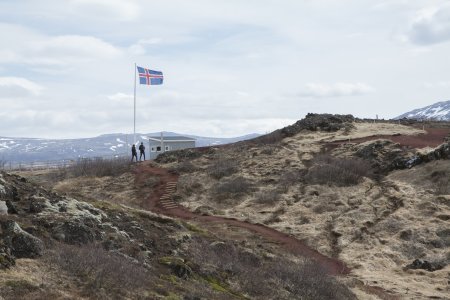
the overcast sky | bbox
[1,0,450,138]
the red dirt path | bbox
[134,162,401,299]
[134,162,349,276]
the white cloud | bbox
[424,81,450,88]
[297,83,375,98]
[35,35,121,60]
[70,0,140,21]
[406,4,450,45]
[107,93,134,102]
[0,24,121,70]
[0,77,44,98]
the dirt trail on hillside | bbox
[134,162,349,276]
[134,162,404,299]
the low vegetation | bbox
[305,154,373,186]
[188,238,356,299]
[207,158,238,179]
[430,170,450,195]
[254,189,280,204]
[67,157,132,177]
[45,242,151,298]
[212,176,255,201]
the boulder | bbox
[52,220,96,245]
[1,220,44,258]
[158,256,193,279]
[405,259,445,272]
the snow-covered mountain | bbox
[395,100,450,120]
[0,132,260,165]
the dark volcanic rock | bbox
[405,259,445,272]
[156,147,216,163]
[281,113,355,137]
[1,220,44,258]
[52,221,97,245]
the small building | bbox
[148,135,196,160]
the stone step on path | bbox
[159,181,179,210]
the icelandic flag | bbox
[137,66,163,85]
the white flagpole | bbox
[133,63,137,144]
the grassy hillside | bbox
[2,114,449,299]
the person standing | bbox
[131,144,138,162]
[139,142,146,161]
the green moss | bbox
[164,292,181,300]
[207,278,227,292]
[182,221,208,235]
[160,274,179,285]
[202,276,249,299]
[158,256,193,278]
[158,256,185,266]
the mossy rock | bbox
[158,256,192,279]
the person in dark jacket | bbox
[131,144,138,162]
[139,142,146,161]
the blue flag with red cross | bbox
[137,66,163,85]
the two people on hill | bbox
[131,142,146,162]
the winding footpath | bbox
[134,162,403,299]
[134,162,349,275]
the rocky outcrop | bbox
[0,220,44,258]
[391,141,450,170]
[405,259,446,272]
[281,113,355,137]
[156,147,216,163]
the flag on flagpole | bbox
[137,66,163,85]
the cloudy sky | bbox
[1,0,450,138]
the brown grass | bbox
[305,155,373,186]
[430,170,450,195]
[63,157,132,178]
[207,158,238,179]
[45,242,152,298]
[188,238,356,299]
[255,189,280,204]
[212,176,255,201]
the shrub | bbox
[212,176,254,201]
[250,130,284,145]
[46,242,151,298]
[188,238,356,299]
[207,158,238,179]
[255,189,280,204]
[279,170,304,192]
[172,161,197,173]
[177,175,203,197]
[260,146,277,155]
[305,155,373,186]
[431,170,450,195]
[67,157,132,178]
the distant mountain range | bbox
[396,100,450,121]
[0,132,260,165]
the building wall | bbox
[148,140,195,160]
